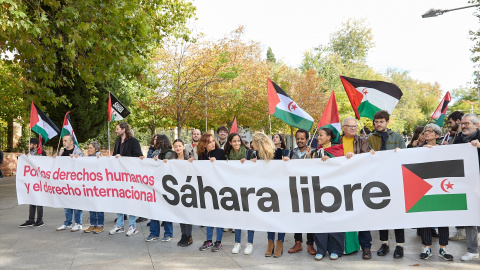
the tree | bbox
[267,47,276,64]
[0,0,195,141]
[151,27,248,137]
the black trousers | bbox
[379,229,404,243]
[294,233,314,245]
[28,205,43,222]
[314,233,344,256]
[420,227,449,246]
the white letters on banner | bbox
[16,144,480,233]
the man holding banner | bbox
[339,116,373,259]
[455,113,480,261]
[56,135,84,232]
[109,122,143,237]
[367,110,406,259]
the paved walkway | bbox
[0,176,479,269]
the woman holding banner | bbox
[196,133,226,252]
[272,134,289,158]
[84,141,104,234]
[250,133,286,258]
[224,133,255,255]
[417,124,453,261]
[307,128,358,260]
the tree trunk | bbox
[177,125,182,140]
[7,119,14,151]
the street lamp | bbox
[422,4,480,18]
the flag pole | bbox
[56,136,61,155]
[306,127,318,159]
[269,115,272,135]
[356,118,366,137]
[108,120,111,156]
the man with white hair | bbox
[338,116,373,259]
[453,113,480,261]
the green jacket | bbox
[367,129,406,151]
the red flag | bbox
[340,76,363,119]
[36,134,43,155]
[324,144,344,158]
[230,116,238,134]
[108,92,112,122]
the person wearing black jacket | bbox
[197,133,226,252]
[109,122,144,237]
[19,138,46,228]
[454,114,480,261]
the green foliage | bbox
[267,47,276,64]
[0,0,195,142]
[450,85,479,114]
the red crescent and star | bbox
[288,101,298,112]
[440,178,454,193]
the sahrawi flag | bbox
[29,102,60,144]
[340,76,403,120]
[108,92,130,122]
[402,159,467,213]
[316,91,340,143]
[431,91,451,127]
[267,78,314,130]
[60,111,79,146]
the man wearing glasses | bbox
[338,116,373,259]
[453,113,480,261]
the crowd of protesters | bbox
[17,111,480,262]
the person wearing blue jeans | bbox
[85,211,104,234]
[109,214,138,236]
[199,227,223,252]
[57,208,83,232]
[146,220,173,241]
[266,232,285,258]
[233,229,255,254]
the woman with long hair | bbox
[163,139,194,247]
[272,133,290,158]
[407,126,425,148]
[145,135,174,242]
[196,133,226,252]
[250,133,285,258]
[224,133,255,255]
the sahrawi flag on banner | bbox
[340,76,403,120]
[29,102,60,144]
[267,78,314,130]
[60,112,79,146]
[108,92,130,122]
[316,91,341,143]
[430,91,451,127]
[402,160,467,213]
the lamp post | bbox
[422,4,480,18]
[423,4,480,114]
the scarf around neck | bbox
[229,145,247,160]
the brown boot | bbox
[274,240,283,258]
[288,241,303,253]
[265,240,275,257]
[307,244,316,255]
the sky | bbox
[192,0,479,93]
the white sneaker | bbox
[449,228,466,240]
[461,252,479,261]
[70,223,82,232]
[232,242,241,254]
[126,225,138,236]
[56,224,72,231]
[244,243,253,255]
[109,226,125,235]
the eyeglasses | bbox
[343,125,357,129]
[461,122,472,126]
[423,130,435,134]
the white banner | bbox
[16,144,480,233]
